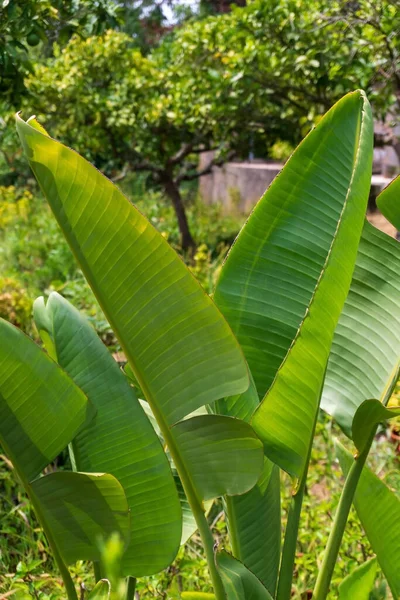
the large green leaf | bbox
[248,91,373,479]
[16,114,249,430]
[321,221,400,435]
[172,415,263,502]
[338,558,377,600]
[376,175,400,229]
[336,442,400,599]
[215,550,273,599]
[31,472,130,565]
[224,462,280,596]
[0,318,92,481]
[33,292,181,577]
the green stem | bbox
[163,427,225,599]
[3,442,78,600]
[275,476,306,600]
[135,380,225,598]
[276,402,320,600]
[28,487,78,600]
[126,577,136,600]
[312,433,374,600]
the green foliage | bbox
[0,0,119,106]
[2,91,399,600]
[268,141,294,163]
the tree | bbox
[25,30,255,250]
[0,0,120,106]
[22,0,400,248]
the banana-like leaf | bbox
[336,442,400,599]
[16,115,249,431]
[181,594,215,599]
[138,399,213,545]
[248,92,373,479]
[31,472,130,564]
[224,462,280,596]
[321,221,400,436]
[172,415,263,502]
[87,580,111,599]
[376,175,400,229]
[0,318,92,481]
[215,550,274,599]
[338,557,377,600]
[33,292,181,576]
[213,372,259,422]
[352,399,400,453]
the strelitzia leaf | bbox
[172,415,264,502]
[31,472,130,564]
[336,441,400,599]
[376,175,400,229]
[352,399,400,453]
[138,399,213,545]
[338,558,377,600]
[0,318,92,481]
[250,91,373,479]
[322,221,400,436]
[16,114,249,431]
[33,292,181,576]
[224,461,280,596]
[215,550,274,599]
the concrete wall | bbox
[199,155,282,213]
[199,146,399,214]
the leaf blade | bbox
[251,91,373,478]
[338,558,377,600]
[34,292,182,577]
[376,175,400,230]
[215,550,274,599]
[336,442,400,599]
[172,415,264,502]
[16,114,249,427]
[0,318,92,481]
[322,221,400,435]
[31,472,130,565]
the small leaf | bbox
[339,558,377,600]
[31,472,130,564]
[376,175,400,229]
[352,399,400,453]
[87,579,111,599]
[215,550,273,599]
[172,415,264,502]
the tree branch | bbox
[176,150,235,183]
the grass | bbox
[1,414,398,599]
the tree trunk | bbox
[163,177,196,252]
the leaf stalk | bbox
[312,432,375,600]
